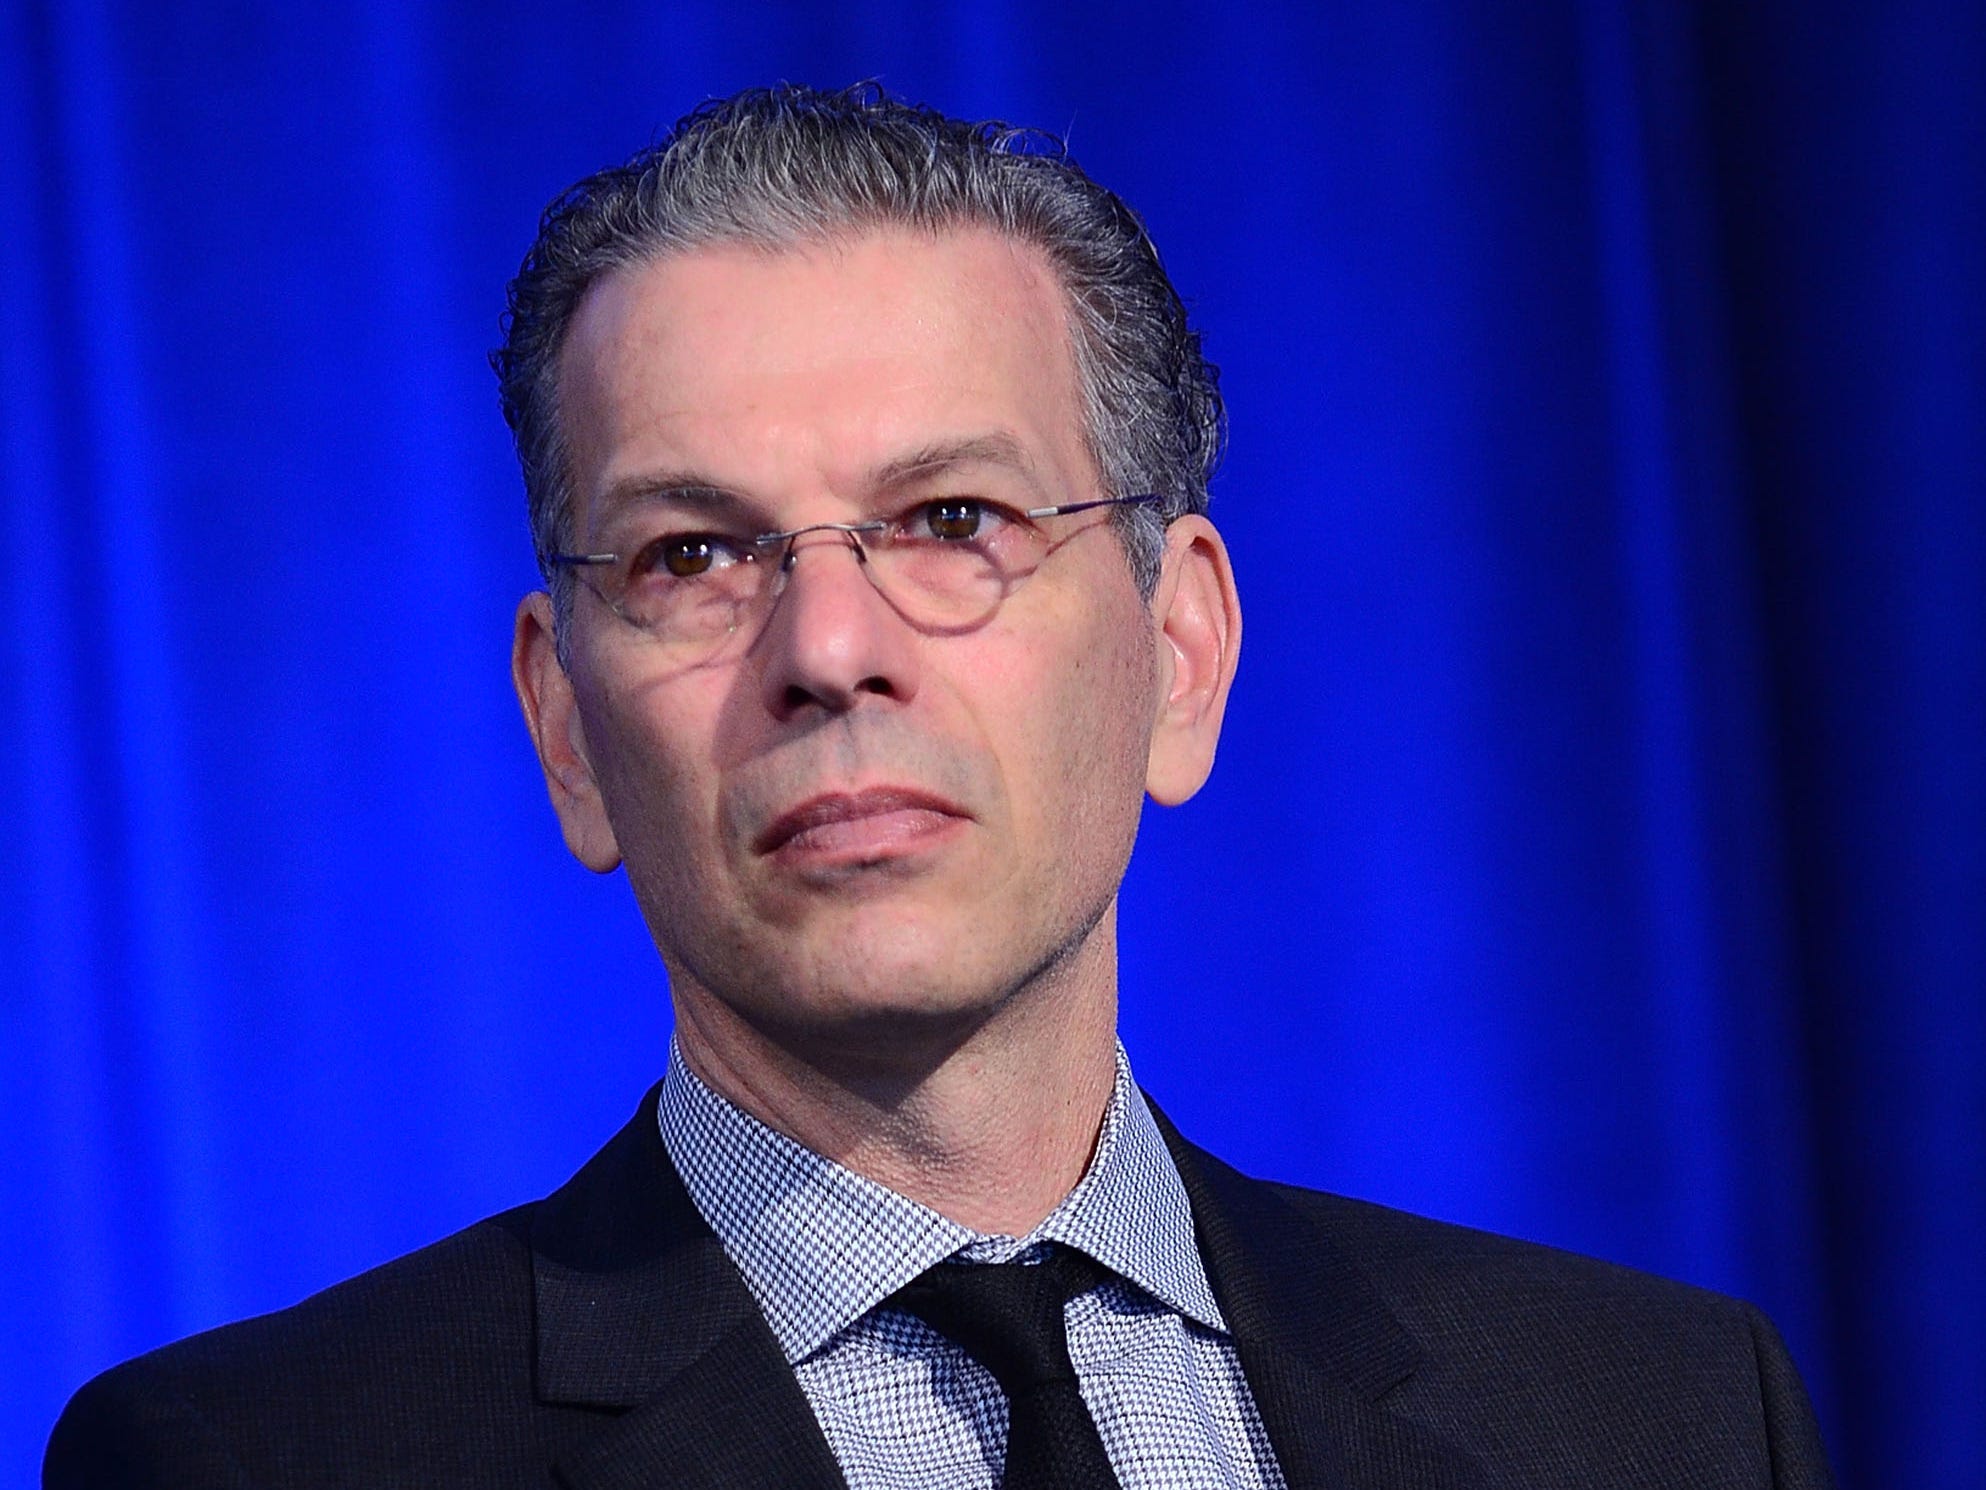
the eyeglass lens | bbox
[564,493,1156,665]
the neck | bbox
[670,939,1120,1235]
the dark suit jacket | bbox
[46,1089,1836,1488]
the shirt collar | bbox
[657,1037,1227,1363]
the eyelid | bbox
[894,494,1026,526]
[624,518,758,548]
[598,490,772,546]
[625,528,756,572]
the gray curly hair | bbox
[492,81,1224,632]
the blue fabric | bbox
[3,4,1978,1488]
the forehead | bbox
[554,226,1094,524]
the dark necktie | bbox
[889,1246,1123,1490]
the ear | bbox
[1144,515,1242,806]
[513,591,624,872]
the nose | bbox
[756,527,921,719]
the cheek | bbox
[1004,607,1159,871]
[580,675,724,895]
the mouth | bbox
[755,786,972,865]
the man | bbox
[47,83,1834,1488]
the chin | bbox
[730,941,1024,1054]
[715,990,992,1094]
[796,959,1010,1032]
[665,896,1110,1068]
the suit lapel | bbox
[520,1084,1489,1489]
[526,1086,846,1490]
[1154,1107,1492,1490]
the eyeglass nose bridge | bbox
[762,519,890,573]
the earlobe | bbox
[512,593,624,873]
[1144,516,1242,806]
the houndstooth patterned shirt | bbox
[658,1040,1288,1489]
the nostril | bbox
[778,673,894,715]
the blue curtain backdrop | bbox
[3,2,1980,1485]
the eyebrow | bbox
[588,432,1044,531]
[871,433,1039,491]
[590,475,761,528]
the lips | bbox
[755,786,971,858]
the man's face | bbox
[521,227,1182,1065]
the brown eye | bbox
[923,500,983,541]
[631,535,724,579]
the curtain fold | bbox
[4,4,1978,1485]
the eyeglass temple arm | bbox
[1023,493,1164,519]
